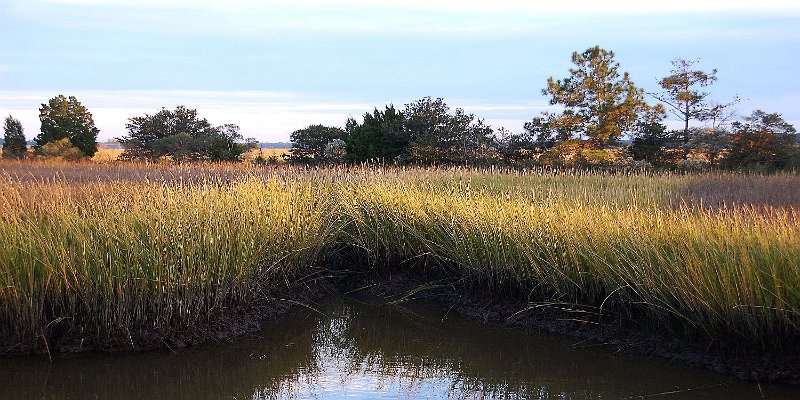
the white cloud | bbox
[33,0,800,14]
[13,0,797,36]
[0,90,551,142]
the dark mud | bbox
[1,277,335,356]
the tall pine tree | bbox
[540,46,661,148]
[2,116,27,159]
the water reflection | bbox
[1,297,797,399]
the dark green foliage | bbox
[403,97,494,164]
[2,116,27,159]
[721,110,798,171]
[346,105,408,163]
[118,106,249,162]
[289,124,347,163]
[496,127,536,164]
[35,95,99,157]
[522,111,582,150]
[630,121,671,165]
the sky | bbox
[1,0,799,142]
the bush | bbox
[38,138,86,161]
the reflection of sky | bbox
[263,308,506,399]
[1,298,797,399]
[1,1,799,141]
[243,299,800,400]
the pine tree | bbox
[2,115,27,159]
[541,46,661,148]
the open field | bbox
[89,147,291,163]
[0,146,290,163]
[0,161,798,375]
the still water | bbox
[1,297,798,399]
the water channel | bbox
[1,297,798,399]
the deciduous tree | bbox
[118,106,249,162]
[289,124,347,163]
[403,97,493,164]
[722,110,797,171]
[35,95,99,157]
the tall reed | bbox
[0,164,798,354]
[0,176,336,346]
[338,174,800,350]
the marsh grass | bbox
[338,171,800,351]
[0,161,798,354]
[0,174,339,349]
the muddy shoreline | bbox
[3,266,799,386]
[0,275,336,356]
[340,268,800,386]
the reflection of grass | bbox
[0,162,799,356]
[0,306,320,400]
[335,300,635,398]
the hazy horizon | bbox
[2,0,798,141]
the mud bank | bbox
[339,267,800,386]
[0,277,335,356]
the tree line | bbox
[2,98,252,162]
[289,46,797,171]
[4,46,798,171]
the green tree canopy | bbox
[2,115,27,159]
[35,95,99,157]
[629,120,671,165]
[722,110,798,171]
[539,46,661,148]
[403,97,493,164]
[117,106,249,162]
[289,124,347,163]
[522,111,581,150]
[345,105,408,163]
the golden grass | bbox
[89,147,290,163]
[341,178,799,346]
[0,175,338,345]
[0,163,798,353]
[91,148,125,162]
[243,148,290,162]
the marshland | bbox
[1,159,799,396]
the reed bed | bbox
[340,179,800,350]
[0,161,798,354]
[0,175,337,349]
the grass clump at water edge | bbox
[0,176,337,351]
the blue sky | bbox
[1,0,798,142]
